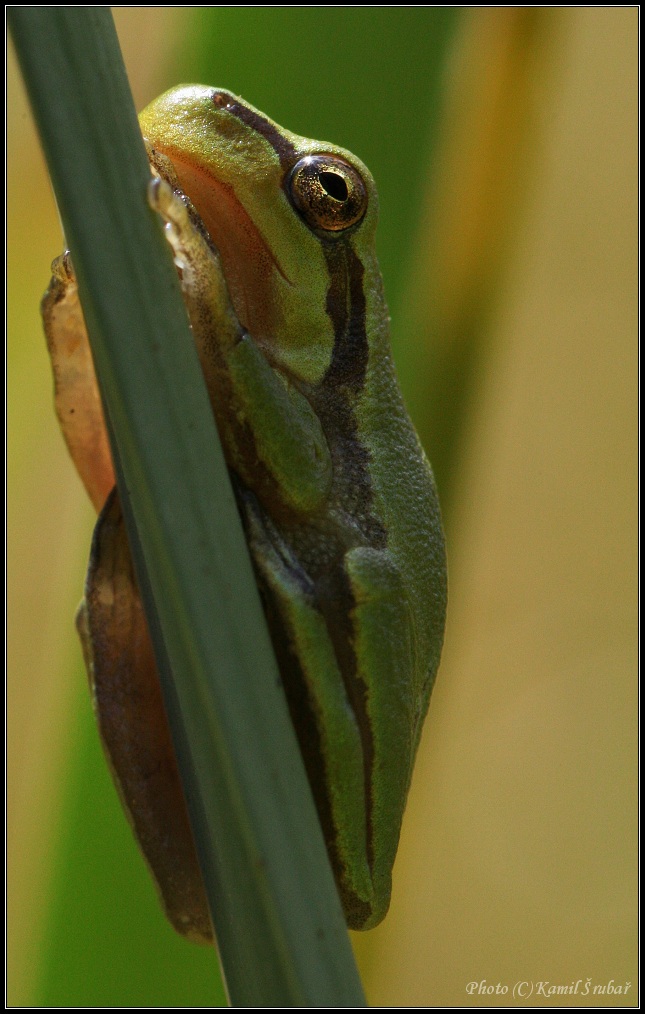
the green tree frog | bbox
[42,86,447,941]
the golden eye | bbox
[288,155,367,232]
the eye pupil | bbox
[320,171,349,202]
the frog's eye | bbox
[288,155,367,233]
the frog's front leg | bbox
[242,497,419,930]
[147,174,332,515]
[41,253,115,512]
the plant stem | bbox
[9,7,365,1006]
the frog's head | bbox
[139,86,381,385]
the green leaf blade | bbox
[9,7,365,1006]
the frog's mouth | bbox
[153,149,292,346]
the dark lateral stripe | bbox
[212,90,297,170]
[319,566,376,877]
[322,243,368,392]
[319,242,387,548]
[315,242,389,879]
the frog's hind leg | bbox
[77,487,213,943]
[41,252,114,512]
[239,495,375,929]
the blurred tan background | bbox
[360,8,638,1005]
[8,7,637,1007]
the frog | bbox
[41,86,447,941]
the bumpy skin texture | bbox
[42,86,447,937]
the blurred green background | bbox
[8,7,637,1007]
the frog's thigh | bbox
[41,254,114,512]
[252,534,373,916]
[78,487,212,943]
[345,546,418,916]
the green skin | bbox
[42,85,445,938]
[139,86,447,930]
